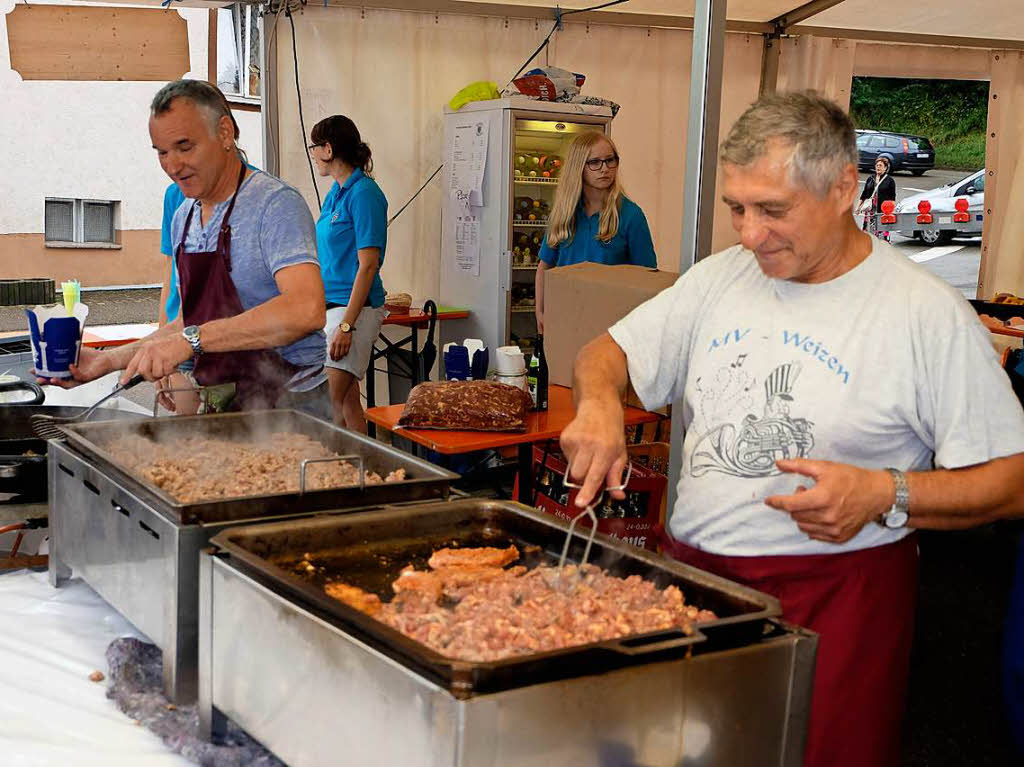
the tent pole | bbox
[261,8,280,176]
[668,0,727,518]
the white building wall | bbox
[0,0,262,236]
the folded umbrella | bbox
[418,300,439,381]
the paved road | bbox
[0,288,161,333]
[859,168,982,299]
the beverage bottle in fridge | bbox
[514,196,533,213]
[534,335,549,411]
[526,351,539,409]
[539,155,563,178]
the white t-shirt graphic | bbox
[610,240,1024,556]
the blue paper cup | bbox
[26,310,84,379]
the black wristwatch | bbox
[338,322,356,333]
[878,468,910,529]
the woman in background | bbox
[309,115,387,431]
[857,156,897,241]
[535,131,656,332]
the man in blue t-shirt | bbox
[44,80,327,415]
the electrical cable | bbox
[388,163,443,227]
[507,0,630,85]
[286,5,322,211]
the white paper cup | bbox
[495,345,526,375]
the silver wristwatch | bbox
[878,468,910,529]
[182,325,203,356]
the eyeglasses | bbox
[307,142,324,152]
[585,155,619,171]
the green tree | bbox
[850,78,988,170]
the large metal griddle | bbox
[210,498,782,698]
[60,409,458,523]
[49,410,457,702]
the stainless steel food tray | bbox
[60,409,458,523]
[209,498,783,697]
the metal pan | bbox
[60,409,458,524]
[0,380,140,500]
[209,498,782,698]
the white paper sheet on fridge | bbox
[448,114,490,207]
[454,207,481,276]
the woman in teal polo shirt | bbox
[535,131,656,332]
[309,115,387,431]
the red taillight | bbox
[955,198,970,212]
[953,198,971,222]
[918,200,932,214]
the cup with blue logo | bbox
[26,301,89,379]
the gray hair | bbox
[150,79,241,142]
[720,91,857,198]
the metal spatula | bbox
[30,374,145,439]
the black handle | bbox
[0,380,44,405]
[424,299,438,336]
[120,374,146,391]
[604,628,705,656]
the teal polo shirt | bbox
[316,169,388,308]
[160,182,187,322]
[538,196,657,268]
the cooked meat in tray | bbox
[59,410,457,524]
[320,542,720,662]
[103,432,406,503]
[210,499,781,696]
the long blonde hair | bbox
[546,132,624,248]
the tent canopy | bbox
[300,0,1024,47]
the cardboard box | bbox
[543,263,678,389]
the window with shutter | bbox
[83,201,114,243]
[44,199,75,241]
[44,198,118,244]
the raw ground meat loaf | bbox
[398,381,533,432]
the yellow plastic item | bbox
[448,81,500,111]
[61,280,79,315]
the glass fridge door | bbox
[509,117,607,355]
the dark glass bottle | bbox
[534,334,549,411]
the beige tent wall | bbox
[981,50,1024,297]
[274,9,1024,299]
[272,5,762,304]
[853,42,991,80]
[777,36,855,110]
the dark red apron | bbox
[175,163,301,411]
[661,532,918,767]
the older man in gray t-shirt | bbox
[559,93,1024,767]
[44,80,327,412]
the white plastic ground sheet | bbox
[0,569,192,767]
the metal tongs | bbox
[552,461,632,592]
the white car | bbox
[893,168,985,245]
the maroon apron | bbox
[175,163,301,411]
